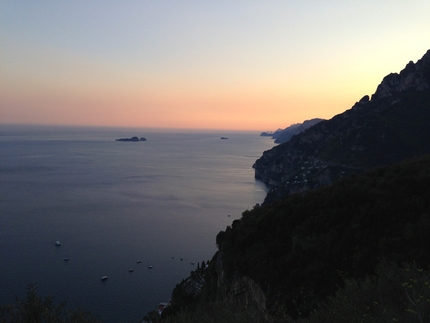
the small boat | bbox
[101,276,108,281]
[137,260,141,264]
[148,265,153,269]
[63,257,69,261]
[55,241,61,246]
[128,268,134,272]
[190,262,195,265]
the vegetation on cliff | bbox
[254,49,430,202]
[217,155,430,317]
[306,261,430,323]
[0,284,102,323]
[163,155,430,322]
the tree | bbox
[306,261,430,323]
[0,284,103,323]
[201,261,206,274]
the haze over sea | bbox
[0,125,275,323]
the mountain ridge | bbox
[260,118,325,144]
[254,49,430,203]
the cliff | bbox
[254,49,430,203]
[165,154,430,321]
[166,254,270,321]
[160,50,430,322]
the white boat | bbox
[148,265,153,269]
[101,276,108,281]
[55,241,61,246]
[128,269,134,272]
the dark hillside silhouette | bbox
[255,49,430,203]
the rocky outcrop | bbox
[216,276,268,317]
[213,252,268,317]
[180,274,205,297]
[372,50,430,100]
[254,49,430,203]
[168,251,269,321]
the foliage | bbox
[216,155,430,318]
[321,90,430,167]
[148,261,430,322]
[305,261,430,323]
[161,301,270,323]
[0,284,102,323]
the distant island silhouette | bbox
[115,136,147,142]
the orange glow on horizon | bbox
[1,1,428,131]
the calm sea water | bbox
[0,125,275,323]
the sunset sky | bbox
[1,1,429,131]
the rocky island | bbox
[115,136,147,142]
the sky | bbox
[1,1,429,131]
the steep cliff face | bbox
[169,251,269,320]
[372,51,430,100]
[214,252,269,317]
[254,49,430,202]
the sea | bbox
[0,124,275,323]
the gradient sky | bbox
[1,1,429,131]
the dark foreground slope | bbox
[254,49,430,203]
[161,155,430,322]
[216,155,430,314]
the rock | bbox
[115,136,147,142]
[371,49,430,100]
[260,131,274,137]
[359,95,370,102]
